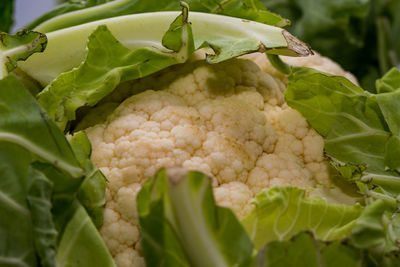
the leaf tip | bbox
[282,30,313,57]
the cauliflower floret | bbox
[214,182,254,218]
[84,55,353,267]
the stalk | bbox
[266,54,291,74]
[167,169,230,267]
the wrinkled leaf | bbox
[37,6,194,130]
[285,67,400,196]
[242,186,362,249]
[349,200,388,249]
[0,30,47,79]
[285,67,400,260]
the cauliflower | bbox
[84,53,355,267]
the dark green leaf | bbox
[0,142,37,267]
[77,169,107,228]
[0,0,13,32]
[0,75,83,177]
[256,232,364,267]
[0,75,113,267]
[70,132,107,228]
[32,162,81,234]
[27,166,57,267]
[257,232,320,267]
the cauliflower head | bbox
[84,53,355,267]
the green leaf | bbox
[376,67,400,93]
[37,6,194,130]
[348,199,400,258]
[375,88,400,136]
[27,165,58,267]
[0,75,112,266]
[184,0,289,27]
[321,241,365,267]
[56,202,115,267]
[384,136,400,173]
[285,67,400,197]
[23,0,112,31]
[29,0,288,33]
[32,162,82,234]
[349,200,388,249]
[375,88,400,172]
[0,75,83,177]
[285,67,400,261]
[264,0,400,92]
[137,168,253,267]
[242,186,362,249]
[34,7,309,130]
[162,2,193,53]
[0,142,37,267]
[256,232,364,267]
[77,169,107,228]
[286,67,389,170]
[257,232,320,267]
[20,6,311,86]
[0,0,13,32]
[70,132,107,228]
[0,30,47,79]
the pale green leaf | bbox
[242,186,362,249]
[56,202,115,267]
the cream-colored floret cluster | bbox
[84,53,354,267]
